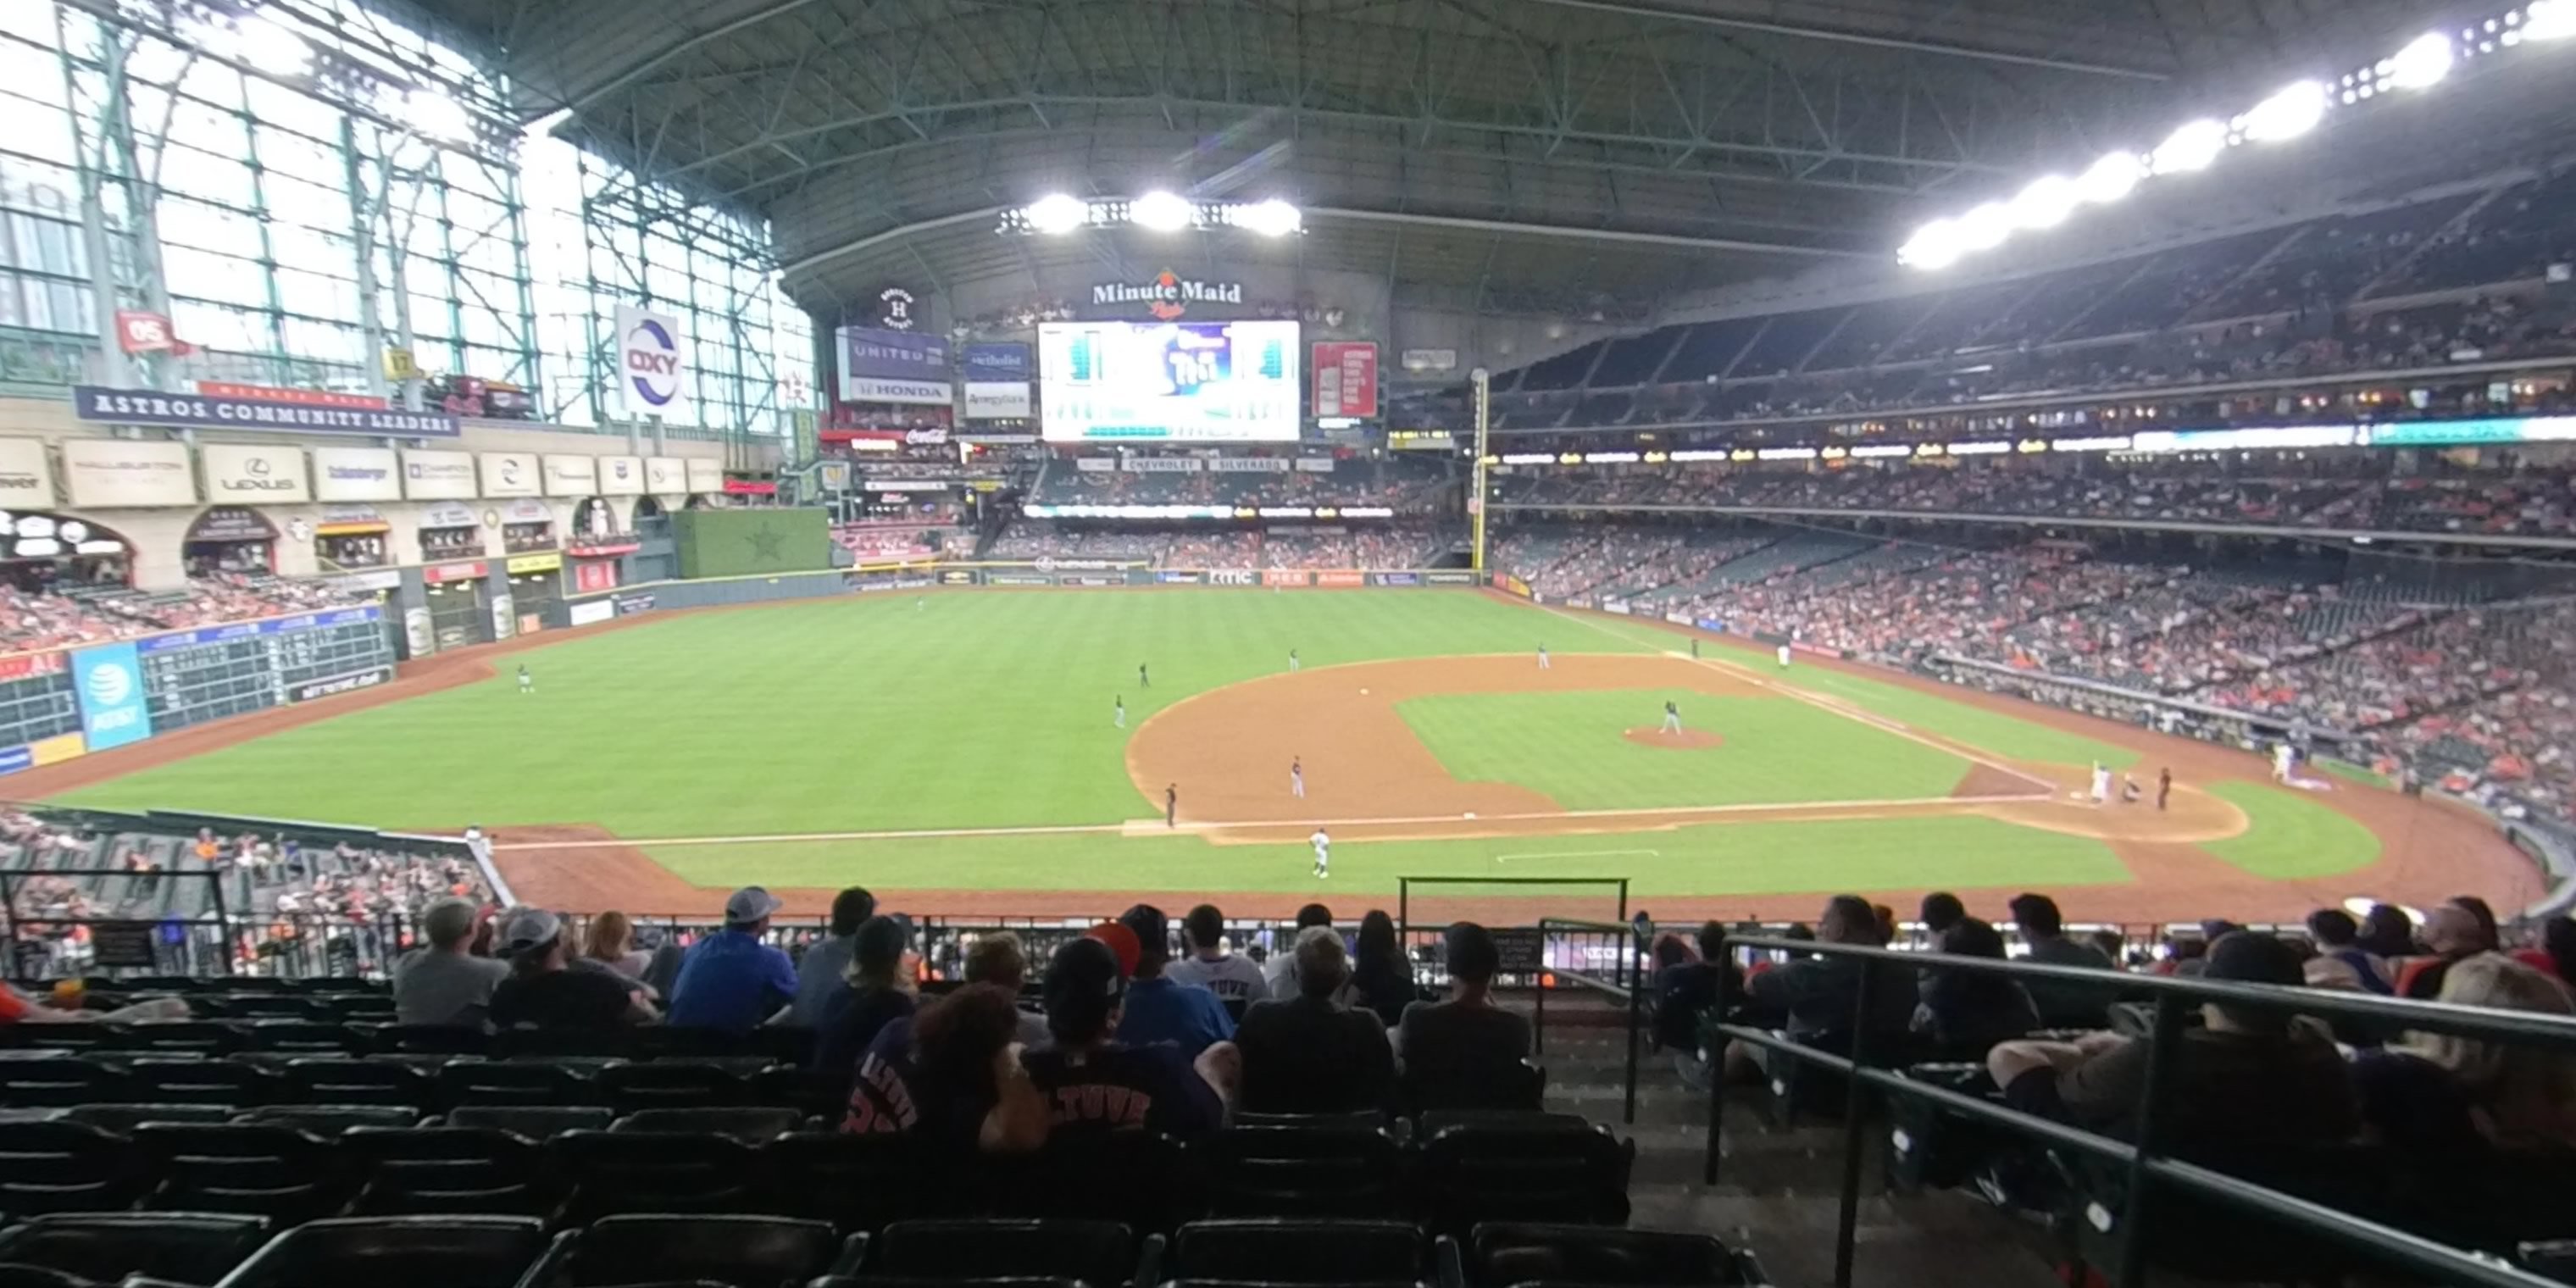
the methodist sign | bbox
[613,305,692,419]
[74,386,458,437]
[836,325,952,405]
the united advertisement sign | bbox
[838,326,952,406]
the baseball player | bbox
[1165,783,1178,829]
[1289,648,1300,673]
[2089,762,2112,807]
[1690,637,1700,659]
[1537,644,1551,670]
[1776,643,1791,669]
[1310,826,1330,880]
[1114,696,1125,730]
[1662,700,1682,735]
[1139,662,1151,689]
[2157,767,2173,812]
[517,664,533,696]
[1291,756,1305,798]
[2272,741,2297,784]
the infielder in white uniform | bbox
[1113,696,1125,730]
[2089,762,2112,807]
[1310,827,1330,879]
[517,665,534,695]
[1291,757,1305,798]
[2272,741,2297,784]
[1537,645,1551,670]
[1776,643,1791,669]
[1289,648,1301,673]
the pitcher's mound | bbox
[1624,727,1724,749]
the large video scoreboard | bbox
[0,605,395,776]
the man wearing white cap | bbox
[666,886,802,1031]
[488,906,652,1030]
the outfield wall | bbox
[543,564,1491,630]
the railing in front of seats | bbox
[1698,934,2576,1288]
[1533,916,1646,1125]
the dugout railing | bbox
[1697,933,2576,1288]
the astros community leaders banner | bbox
[75,386,459,437]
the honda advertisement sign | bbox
[838,326,953,405]
[613,305,692,419]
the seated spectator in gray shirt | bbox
[392,897,509,1027]
[789,886,875,1026]
[2008,893,2116,1027]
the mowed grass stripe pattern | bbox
[1395,689,1974,809]
[2199,781,2382,879]
[53,591,1655,836]
[648,813,2133,898]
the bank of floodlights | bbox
[996,193,1303,237]
[1898,1,2573,270]
[173,2,498,154]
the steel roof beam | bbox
[1514,0,2173,81]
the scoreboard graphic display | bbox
[1039,320,1300,441]
[0,605,396,776]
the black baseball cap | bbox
[2203,930,2301,986]
[1044,936,1126,1042]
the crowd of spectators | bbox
[990,523,1452,569]
[385,886,1536,1132]
[1029,457,1452,511]
[1496,517,2576,828]
[0,573,376,654]
[1498,458,2576,538]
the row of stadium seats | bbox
[0,1213,1768,1288]
[0,1114,1630,1235]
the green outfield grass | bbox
[2200,780,2383,879]
[646,813,2132,901]
[1396,689,1974,808]
[42,589,2346,902]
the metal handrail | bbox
[1536,916,1645,1124]
[1696,933,2576,1288]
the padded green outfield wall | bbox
[672,508,834,579]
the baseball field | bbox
[17,588,2544,924]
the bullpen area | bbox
[17,588,2540,923]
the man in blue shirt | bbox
[1113,903,1233,1057]
[667,886,799,1031]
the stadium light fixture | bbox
[2387,31,2455,87]
[1235,197,1302,237]
[1957,203,2012,250]
[1130,191,1195,232]
[2007,175,2079,229]
[1896,219,1966,269]
[2149,119,2229,174]
[403,89,475,142]
[2241,80,2328,142]
[2074,151,2146,203]
[2524,0,2575,40]
[1024,193,1090,235]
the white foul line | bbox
[488,790,2048,853]
[1496,847,1661,864]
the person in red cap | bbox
[1085,920,1142,979]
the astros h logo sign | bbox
[625,317,684,408]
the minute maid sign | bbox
[70,641,152,751]
[1092,269,1242,320]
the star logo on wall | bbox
[746,525,786,563]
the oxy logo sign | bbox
[70,641,151,751]
[613,305,691,419]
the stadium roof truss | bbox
[407,0,2468,314]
